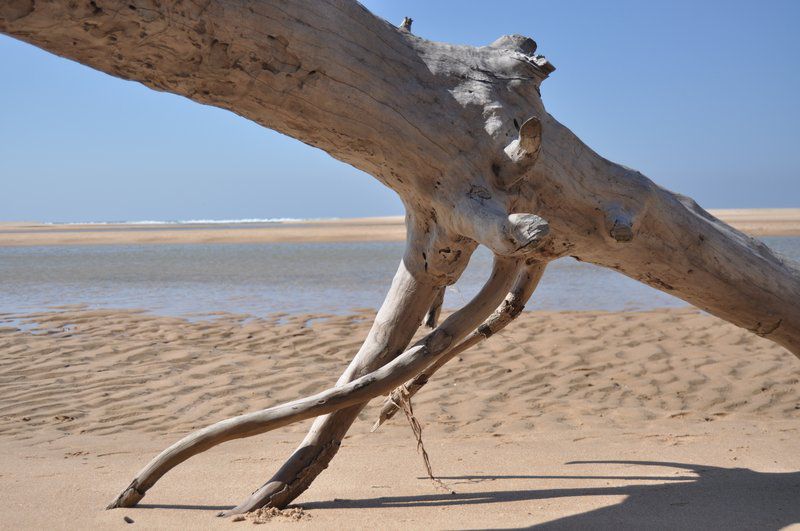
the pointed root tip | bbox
[219,503,256,517]
[371,407,396,432]
[372,399,402,432]
[106,483,144,510]
[422,312,437,329]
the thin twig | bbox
[393,386,455,494]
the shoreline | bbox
[1,209,799,247]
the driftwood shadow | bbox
[303,461,800,530]
[136,503,233,512]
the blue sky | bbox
[1,0,798,222]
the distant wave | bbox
[45,217,338,226]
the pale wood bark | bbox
[373,261,547,431]
[107,253,518,512]
[3,0,798,514]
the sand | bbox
[707,208,800,237]
[1,307,798,529]
[0,217,408,247]
[1,209,799,528]
[1,208,799,247]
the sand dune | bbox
[1,208,798,247]
[1,307,798,528]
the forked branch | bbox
[373,260,547,431]
[108,253,520,510]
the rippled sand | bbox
[1,308,798,528]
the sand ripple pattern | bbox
[0,308,798,441]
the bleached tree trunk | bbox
[3,0,798,514]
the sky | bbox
[1,0,798,223]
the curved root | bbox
[219,254,519,515]
[372,261,546,431]
[108,255,519,511]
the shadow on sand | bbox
[302,461,800,529]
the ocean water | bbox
[0,237,798,317]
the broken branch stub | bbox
[423,287,446,329]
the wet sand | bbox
[1,307,798,528]
[1,209,799,247]
[0,216,407,247]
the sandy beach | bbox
[2,209,800,247]
[0,216,408,247]
[1,210,799,528]
[4,0,799,525]
[1,307,798,529]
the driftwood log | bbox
[3,0,798,515]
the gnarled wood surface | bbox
[3,0,798,514]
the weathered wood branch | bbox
[108,253,518,511]
[423,287,446,329]
[4,0,799,514]
[228,215,470,511]
[373,260,547,431]
[219,253,519,515]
